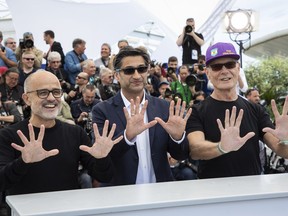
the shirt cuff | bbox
[170,131,186,144]
[124,129,136,146]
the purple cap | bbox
[205,42,240,65]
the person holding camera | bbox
[0,31,17,68]
[97,67,119,101]
[46,51,71,94]
[170,65,195,107]
[15,32,43,69]
[176,18,204,66]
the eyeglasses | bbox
[23,58,35,61]
[8,42,16,44]
[51,61,61,64]
[26,89,63,99]
[116,66,148,75]
[209,61,237,71]
[76,75,87,80]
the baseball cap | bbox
[158,81,170,88]
[205,42,240,65]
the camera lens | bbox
[185,25,193,33]
[185,75,197,87]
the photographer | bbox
[15,32,43,69]
[46,52,71,94]
[176,18,204,66]
[0,31,17,68]
[70,84,100,139]
[169,65,195,107]
[97,67,119,100]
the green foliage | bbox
[244,56,288,118]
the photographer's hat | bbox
[206,42,240,65]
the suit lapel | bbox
[146,95,156,147]
[112,92,127,129]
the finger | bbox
[11,143,24,152]
[270,99,280,119]
[262,127,276,136]
[28,123,36,142]
[37,125,45,142]
[140,100,148,116]
[135,96,140,114]
[183,108,192,121]
[224,109,230,128]
[179,101,186,117]
[108,123,116,139]
[174,98,181,116]
[230,106,237,126]
[283,96,288,115]
[113,135,123,145]
[216,118,224,133]
[169,100,175,116]
[102,120,109,137]
[17,130,30,145]
[130,98,135,115]
[79,145,90,153]
[235,109,244,128]
[46,149,59,158]
[93,123,100,139]
[240,132,255,143]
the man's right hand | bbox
[11,124,59,163]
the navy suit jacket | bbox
[92,92,189,186]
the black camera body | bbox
[1,46,5,52]
[166,67,175,76]
[164,88,183,102]
[185,74,198,87]
[19,38,34,49]
[185,25,193,33]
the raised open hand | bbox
[217,106,255,152]
[11,124,59,163]
[124,97,157,141]
[263,96,288,141]
[80,120,123,158]
[155,99,192,140]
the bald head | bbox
[24,70,61,92]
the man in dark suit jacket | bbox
[92,46,192,186]
[43,30,65,68]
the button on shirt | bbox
[121,90,156,184]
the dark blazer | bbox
[92,92,189,186]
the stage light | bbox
[224,9,258,67]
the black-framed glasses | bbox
[116,66,148,75]
[23,58,35,61]
[26,89,63,99]
[209,61,237,71]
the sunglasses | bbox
[116,66,148,75]
[24,58,35,61]
[26,89,63,99]
[209,61,237,71]
[76,75,87,80]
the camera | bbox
[1,46,5,52]
[185,25,193,33]
[185,74,198,87]
[198,64,206,71]
[166,67,175,76]
[19,38,34,49]
[164,88,183,102]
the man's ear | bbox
[22,93,31,106]
[114,72,120,82]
